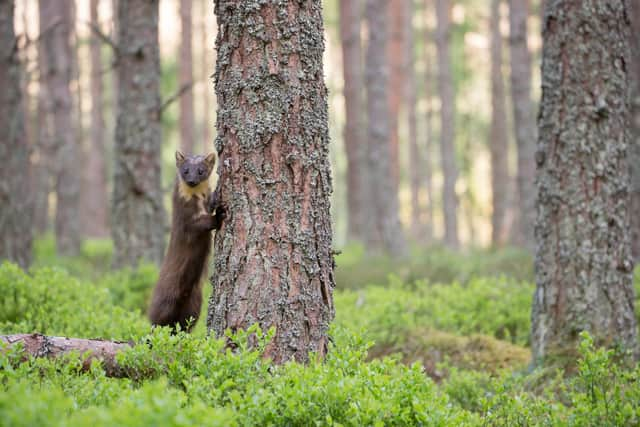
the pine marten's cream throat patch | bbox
[178,179,210,202]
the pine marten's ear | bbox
[204,152,217,168]
[175,150,186,167]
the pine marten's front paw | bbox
[207,189,221,214]
[212,205,227,231]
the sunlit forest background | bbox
[13,0,543,248]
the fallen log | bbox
[1,333,134,377]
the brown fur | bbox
[148,151,225,332]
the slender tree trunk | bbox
[629,1,640,261]
[508,0,536,251]
[423,0,435,242]
[111,0,165,268]
[179,0,195,154]
[201,0,212,152]
[489,0,509,246]
[339,0,365,241]
[82,0,109,238]
[435,0,459,249]
[532,0,638,364]
[364,0,408,256]
[387,0,405,193]
[39,0,81,256]
[0,0,33,268]
[207,0,335,364]
[406,0,421,238]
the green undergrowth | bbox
[0,240,639,425]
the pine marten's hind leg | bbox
[179,287,203,333]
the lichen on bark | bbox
[532,0,638,364]
[207,0,335,364]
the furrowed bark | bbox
[111,0,165,268]
[0,0,33,269]
[532,0,638,364]
[629,0,640,261]
[207,0,335,364]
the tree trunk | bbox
[339,0,365,242]
[179,0,195,154]
[111,0,165,268]
[406,0,421,238]
[532,0,638,364]
[435,0,459,249]
[422,0,435,242]
[83,0,109,238]
[201,0,212,152]
[39,0,81,256]
[508,0,536,251]
[489,0,509,246]
[1,334,133,378]
[0,0,33,269]
[629,1,640,261]
[364,0,408,256]
[206,0,335,364]
[387,0,405,193]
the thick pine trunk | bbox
[508,0,536,251]
[629,1,640,261]
[364,0,408,256]
[339,0,365,242]
[406,0,421,238]
[532,0,638,364]
[111,0,165,268]
[0,0,33,268]
[39,0,81,256]
[83,0,109,238]
[435,0,459,249]
[179,0,195,154]
[489,0,509,246]
[207,0,335,364]
[387,0,405,193]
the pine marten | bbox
[148,151,225,333]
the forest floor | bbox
[1,237,639,426]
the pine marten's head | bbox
[176,151,217,199]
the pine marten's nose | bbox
[187,180,197,187]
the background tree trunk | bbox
[179,0,195,154]
[364,0,408,256]
[200,0,212,152]
[39,0,81,256]
[435,0,459,249]
[532,0,638,364]
[629,0,640,261]
[339,0,365,242]
[489,0,509,246]
[406,0,421,238]
[111,0,165,268]
[206,0,335,364]
[422,0,435,242]
[508,0,536,251]
[0,0,33,268]
[83,0,109,238]
[387,0,406,193]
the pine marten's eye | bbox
[197,168,204,176]
[182,167,189,175]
